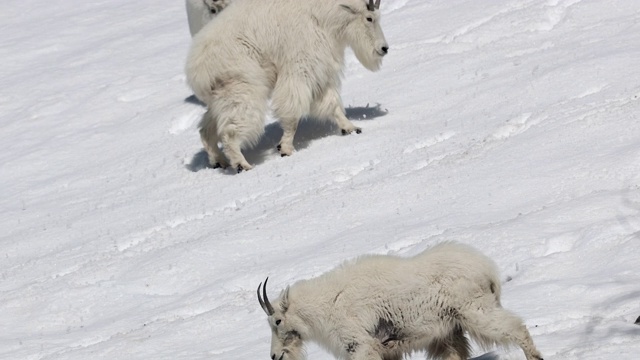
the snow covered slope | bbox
[1,0,639,359]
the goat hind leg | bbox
[426,325,470,360]
[213,80,268,172]
[445,325,471,360]
[199,110,229,169]
[219,125,253,172]
[464,308,543,360]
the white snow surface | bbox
[1,0,639,359]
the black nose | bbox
[381,46,389,54]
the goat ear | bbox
[340,4,358,15]
[280,286,290,312]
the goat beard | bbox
[353,47,383,72]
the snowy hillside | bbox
[1,0,639,359]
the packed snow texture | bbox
[1,0,639,359]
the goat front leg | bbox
[341,335,395,360]
[311,87,362,135]
[335,107,362,135]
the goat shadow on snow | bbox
[184,94,205,106]
[470,352,499,360]
[185,103,389,173]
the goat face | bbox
[340,0,388,72]
[268,317,304,360]
[258,279,305,360]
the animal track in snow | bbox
[571,84,608,100]
[398,113,545,176]
[506,41,555,58]
[530,0,584,32]
[489,113,545,140]
[169,108,202,135]
[380,237,426,256]
[116,225,166,252]
[115,185,288,253]
[331,160,380,183]
[403,131,456,154]
[117,88,156,103]
[543,234,578,256]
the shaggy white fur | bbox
[258,242,544,360]
[185,0,389,171]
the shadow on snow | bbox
[471,352,499,360]
[185,104,388,173]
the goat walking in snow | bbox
[186,0,389,172]
[185,0,229,36]
[257,242,544,360]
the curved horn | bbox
[375,0,381,9]
[367,0,375,11]
[257,277,275,316]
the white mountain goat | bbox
[186,0,389,172]
[185,0,230,36]
[257,242,544,360]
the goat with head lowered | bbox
[257,242,544,360]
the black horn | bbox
[257,277,275,316]
[367,0,380,11]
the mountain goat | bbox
[186,0,389,172]
[185,0,230,36]
[257,242,544,360]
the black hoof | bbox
[213,163,222,169]
[276,144,282,151]
[356,128,362,134]
[237,165,243,173]
[341,129,347,135]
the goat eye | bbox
[366,17,373,22]
[275,319,281,325]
